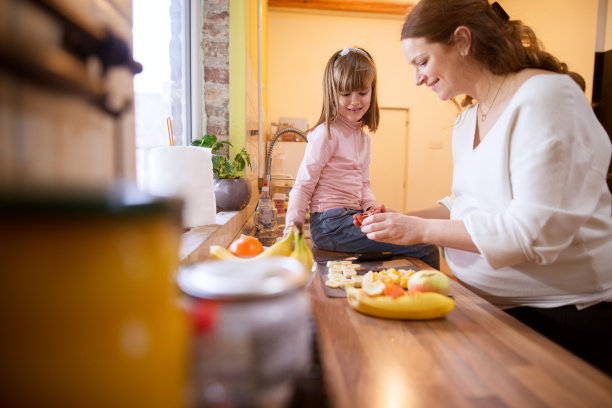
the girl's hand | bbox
[352,213,361,227]
[360,212,426,245]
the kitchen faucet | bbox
[265,127,308,186]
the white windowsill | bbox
[179,205,256,265]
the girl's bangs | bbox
[335,62,375,92]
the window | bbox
[132,0,201,187]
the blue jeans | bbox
[309,208,440,269]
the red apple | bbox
[408,270,450,296]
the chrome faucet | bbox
[265,127,308,185]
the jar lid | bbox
[0,183,182,217]
[177,257,306,301]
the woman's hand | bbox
[360,212,426,245]
[362,211,480,253]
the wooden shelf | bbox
[268,0,414,16]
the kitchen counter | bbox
[307,254,612,407]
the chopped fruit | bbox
[354,204,384,227]
[325,279,341,288]
[383,283,405,298]
[362,271,385,296]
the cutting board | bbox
[312,247,423,298]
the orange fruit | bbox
[383,283,404,298]
[229,236,264,258]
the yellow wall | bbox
[503,0,599,95]
[607,0,612,49]
[245,0,269,129]
[231,0,265,188]
[268,10,455,209]
[267,1,602,210]
[233,0,269,187]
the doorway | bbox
[369,107,409,212]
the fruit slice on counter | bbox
[383,283,404,298]
[362,271,385,296]
[345,286,455,320]
[408,270,450,296]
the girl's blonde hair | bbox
[311,47,380,138]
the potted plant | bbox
[192,134,253,211]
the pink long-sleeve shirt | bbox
[284,115,377,233]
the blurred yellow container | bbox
[0,186,190,408]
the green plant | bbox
[192,134,252,179]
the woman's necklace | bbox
[478,75,508,121]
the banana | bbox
[302,233,314,272]
[209,230,295,262]
[345,286,455,320]
[209,226,315,276]
[290,225,314,276]
[208,245,240,261]
[255,227,295,258]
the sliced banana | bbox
[342,268,357,278]
[325,279,341,288]
[327,260,353,267]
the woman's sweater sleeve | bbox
[465,77,611,269]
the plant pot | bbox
[214,178,252,211]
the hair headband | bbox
[337,46,372,60]
[489,2,509,23]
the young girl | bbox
[284,46,440,269]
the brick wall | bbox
[203,0,230,153]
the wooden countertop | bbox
[307,254,612,408]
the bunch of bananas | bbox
[208,224,314,277]
[345,286,455,320]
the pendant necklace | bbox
[478,75,508,121]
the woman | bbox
[360,0,612,375]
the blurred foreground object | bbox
[0,185,189,407]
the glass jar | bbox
[178,257,312,408]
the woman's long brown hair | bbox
[401,0,585,109]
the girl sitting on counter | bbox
[284,46,440,269]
